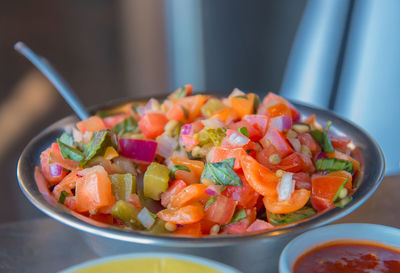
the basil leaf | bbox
[227,209,247,225]
[310,130,334,153]
[59,132,75,147]
[238,127,249,138]
[315,158,353,173]
[205,196,217,209]
[201,158,243,187]
[332,177,349,202]
[234,95,248,99]
[335,196,353,208]
[268,207,316,226]
[170,165,191,180]
[112,117,138,136]
[58,190,70,204]
[81,130,113,166]
[57,139,84,162]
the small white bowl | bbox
[279,223,400,273]
[58,252,242,273]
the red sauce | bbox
[294,240,400,273]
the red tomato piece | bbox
[263,189,310,214]
[77,116,106,134]
[208,147,246,170]
[170,184,208,208]
[246,219,274,233]
[261,92,300,121]
[220,129,250,149]
[157,202,204,225]
[329,134,351,151]
[228,120,262,141]
[223,208,257,234]
[40,147,67,184]
[260,128,294,158]
[293,172,312,190]
[255,145,280,171]
[298,133,321,156]
[223,172,260,209]
[161,180,187,208]
[242,115,269,137]
[103,114,129,129]
[50,142,80,170]
[204,195,236,225]
[311,174,348,212]
[138,112,169,138]
[278,152,315,173]
[181,135,199,152]
[174,222,202,237]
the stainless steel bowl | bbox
[17,97,385,273]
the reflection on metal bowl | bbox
[17,96,385,273]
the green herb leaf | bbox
[234,95,248,99]
[170,165,191,180]
[201,158,243,187]
[205,196,217,209]
[335,196,353,208]
[131,104,139,114]
[332,177,349,202]
[59,132,75,147]
[238,127,249,138]
[227,208,247,225]
[268,207,316,226]
[315,158,353,173]
[149,211,158,219]
[112,117,138,136]
[310,130,334,153]
[81,130,114,166]
[58,190,70,204]
[96,110,112,118]
[57,139,84,162]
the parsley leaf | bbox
[112,117,138,136]
[238,127,249,138]
[57,139,84,162]
[58,190,70,204]
[81,130,114,166]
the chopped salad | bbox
[37,85,361,237]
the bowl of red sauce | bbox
[279,223,400,273]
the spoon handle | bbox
[14,41,90,120]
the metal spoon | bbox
[14,41,90,120]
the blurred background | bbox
[0,0,398,224]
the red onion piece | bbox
[205,188,218,196]
[49,163,63,177]
[316,152,327,160]
[180,123,193,136]
[269,116,292,131]
[206,184,225,196]
[119,138,157,163]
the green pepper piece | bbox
[109,173,137,201]
[110,200,144,229]
[147,218,170,234]
[143,162,170,200]
[268,207,316,226]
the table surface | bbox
[1,175,399,273]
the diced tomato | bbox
[326,170,353,190]
[174,222,202,237]
[40,147,67,184]
[223,172,260,209]
[210,107,239,124]
[50,142,80,170]
[157,202,204,225]
[181,135,199,152]
[267,103,292,118]
[170,157,204,178]
[175,95,208,122]
[64,196,77,211]
[263,189,310,214]
[278,152,315,173]
[228,120,263,141]
[311,174,349,212]
[223,208,257,234]
[170,184,208,208]
[293,172,311,190]
[76,116,106,134]
[240,153,279,197]
[326,150,360,173]
[255,145,280,171]
[230,93,256,118]
[75,171,116,212]
[329,134,351,151]
[138,113,169,138]
[260,128,294,158]
[52,168,82,200]
[89,213,114,225]
[166,104,187,122]
[208,147,246,170]
[242,114,269,139]
[174,169,200,185]
[298,133,321,156]
[103,114,129,129]
[161,180,186,208]
[261,92,300,121]
[246,219,274,233]
[204,195,236,225]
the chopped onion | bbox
[137,207,155,229]
[205,185,225,196]
[156,134,178,158]
[49,163,63,177]
[229,88,245,98]
[277,173,295,201]
[228,131,250,146]
[119,138,157,163]
[269,116,292,131]
[144,98,161,113]
[201,118,225,129]
[287,137,301,153]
